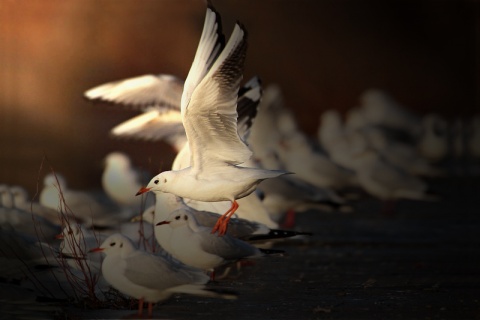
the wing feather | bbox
[123,251,208,291]
[198,232,258,261]
[182,21,251,170]
[84,74,183,110]
[110,108,186,145]
[181,7,225,111]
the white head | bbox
[105,152,131,169]
[9,186,28,207]
[0,185,13,208]
[345,107,367,131]
[58,224,84,240]
[56,224,92,257]
[321,109,342,126]
[136,171,176,196]
[44,173,67,189]
[90,233,136,257]
[156,210,200,231]
[140,205,155,224]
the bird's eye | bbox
[175,216,180,220]
[154,180,159,184]
[110,242,116,247]
[257,190,265,201]
[184,215,188,220]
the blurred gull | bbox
[276,131,356,190]
[55,224,105,281]
[350,148,438,212]
[249,85,355,192]
[358,88,421,136]
[0,184,13,208]
[9,185,62,226]
[0,225,109,302]
[84,74,182,109]
[85,74,187,152]
[318,111,370,172]
[102,152,154,210]
[55,224,104,258]
[320,108,442,177]
[317,109,345,153]
[39,173,132,228]
[417,114,450,163]
[359,125,444,177]
[1,187,60,243]
[466,114,480,162]
[257,176,348,227]
[0,225,59,281]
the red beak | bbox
[55,233,64,239]
[156,221,170,226]
[136,187,151,196]
[89,247,104,253]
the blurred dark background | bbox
[0,0,478,196]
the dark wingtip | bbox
[246,229,312,241]
[259,248,286,256]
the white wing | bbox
[181,7,224,111]
[181,9,250,170]
[111,107,186,144]
[123,250,208,291]
[84,74,184,110]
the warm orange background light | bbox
[0,0,477,194]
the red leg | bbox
[211,200,239,236]
[239,260,256,267]
[147,302,153,318]
[138,297,144,317]
[281,208,296,229]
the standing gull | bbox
[133,192,311,255]
[137,7,287,235]
[90,233,235,318]
[156,210,284,275]
[102,152,154,210]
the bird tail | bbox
[168,284,237,300]
[245,229,312,242]
[259,248,286,256]
[258,169,293,181]
[398,190,440,202]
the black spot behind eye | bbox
[110,242,116,247]
[154,180,159,184]
[120,243,123,248]
[184,215,188,220]
[164,178,167,183]
[175,216,180,220]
